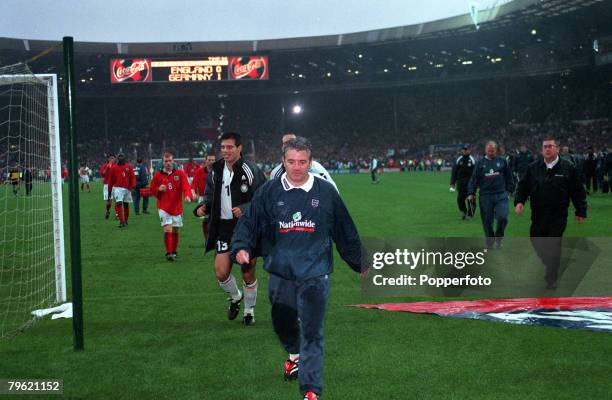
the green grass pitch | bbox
[1,172,611,399]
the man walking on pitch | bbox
[9,167,20,196]
[468,141,514,248]
[79,164,91,192]
[515,137,587,289]
[370,156,380,183]
[22,167,33,196]
[450,146,476,219]
[194,132,265,325]
[232,137,363,400]
[100,154,115,219]
[150,152,192,261]
[108,153,136,228]
[132,158,150,215]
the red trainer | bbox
[303,391,319,400]
[284,356,299,381]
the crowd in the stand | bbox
[62,72,610,181]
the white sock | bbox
[219,275,242,302]
[243,279,258,315]
[289,353,299,362]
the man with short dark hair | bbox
[232,137,363,400]
[194,132,265,325]
[515,137,587,289]
[108,153,136,228]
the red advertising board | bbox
[228,56,269,80]
[110,59,152,83]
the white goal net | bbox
[0,63,66,338]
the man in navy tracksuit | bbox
[231,137,363,400]
[468,141,514,248]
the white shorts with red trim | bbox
[159,209,183,227]
[112,187,133,203]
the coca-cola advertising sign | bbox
[228,56,269,80]
[110,59,152,83]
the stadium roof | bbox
[0,0,606,55]
[1,0,609,98]
[3,0,512,44]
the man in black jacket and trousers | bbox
[515,137,587,289]
[194,132,265,325]
[450,146,476,219]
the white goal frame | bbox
[0,72,66,303]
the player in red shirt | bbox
[183,158,196,186]
[100,154,115,219]
[191,154,216,239]
[61,165,69,183]
[150,152,193,261]
[108,154,136,228]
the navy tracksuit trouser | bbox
[268,273,329,396]
[478,192,508,246]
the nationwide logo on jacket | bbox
[278,212,316,233]
[484,168,500,178]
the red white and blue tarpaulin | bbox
[352,297,612,333]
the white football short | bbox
[159,209,183,227]
[112,187,133,203]
[103,184,112,201]
[80,175,90,183]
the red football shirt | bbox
[191,166,209,197]
[108,163,136,190]
[150,168,192,216]
[183,162,196,178]
[100,162,113,184]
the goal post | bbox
[0,63,66,338]
[42,73,67,304]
